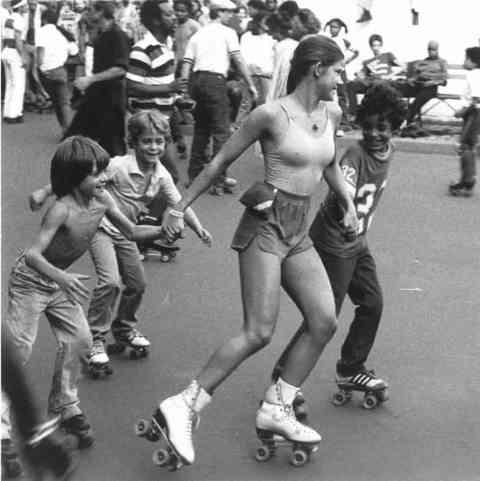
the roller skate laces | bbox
[158,382,204,465]
[88,339,109,365]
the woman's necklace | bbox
[306,102,326,132]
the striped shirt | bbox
[127,30,176,114]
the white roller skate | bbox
[87,340,113,379]
[254,380,321,467]
[332,369,389,409]
[107,328,150,360]
[135,381,211,470]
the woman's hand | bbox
[196,227,212,246]
[57,272,91,305]
[162,209,185,242]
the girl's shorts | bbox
[231,187,313,259]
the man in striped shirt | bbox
[126,0,186,183]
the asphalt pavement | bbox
[2,112,480,481]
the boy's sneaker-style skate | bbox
[332,369,389,409]
[87,339,113,379]
[448,181,475,197]
[1,438,22,478]
[135,381,211,470]
[209,176,237,196]
[255,400,321,467]
[107,328,150,359]
[60,414,94,449]
[24,417,77,480]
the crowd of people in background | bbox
[1,0,480,478]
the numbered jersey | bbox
[310,141,393,257]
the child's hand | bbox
[342,204,359,240]
[197,228,212,246]
[162,209,185,242]
[58,273,91,305]
[29,189,49,211]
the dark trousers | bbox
[188,71,230,182]
[346,78,373,117]
[459,106,480,184]
[273,245,383,379]
[394,81,438,124]
[40,66,71,133]
[65,87,126,157]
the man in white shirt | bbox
[181,0,257,193]
[1,0,27,123]
[37,7,78,134]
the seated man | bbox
[397,40,447,127]
[347,33,402,117]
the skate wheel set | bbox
[88,362,113,380]
[134,414,186,471]
[331,385,389,409]
[209,184,235,196]
[142,244,179,263]
[254,429,319,467]
[106,342,149,360]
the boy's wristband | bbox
[168,208,184,219]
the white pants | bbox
[2,48,26,118]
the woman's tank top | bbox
[263,102,335,196]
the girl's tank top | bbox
[263,102,335,196]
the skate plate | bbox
[88,362,113,379]
[142,241,180,262]
[254,428,319,467]
[134,411,187,471]
[106,342,149,360]
[332,383,389,409]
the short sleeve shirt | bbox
[91,23,130,103]
[100,154,182,236]
[310,142,393,257]
[363,52,399,79]
[183,22,240,77]
[127,31,176,113]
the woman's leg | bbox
[196,241,282,393]
[156,240,283,464]
[276,247,337,386]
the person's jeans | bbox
[319,247,383,376]
[188,71,231,183]
[2,260,92,438]
[87,229,146,342]
[40,66,72,133]
[346,78,372,117]
[459,106,480,184]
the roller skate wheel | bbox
[290,449,308,467]
[90,370,100,380]
[160,254,171,262]
[363,393,378,409]
[152,448,170,467]
[377,388,389,402]
[255,445,272,462]
[332,390,351,406]
[134,419,150,437]
[105,365,114,375]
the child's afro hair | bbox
[356,81,407,131]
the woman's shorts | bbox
[231,187,313,259]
